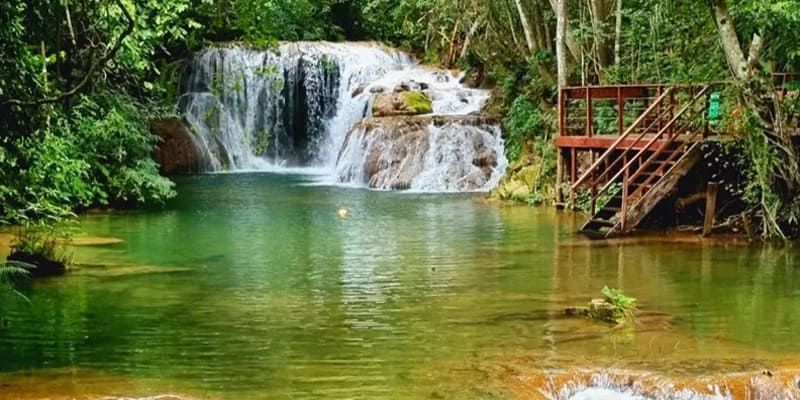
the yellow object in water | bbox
[337,208,350,219]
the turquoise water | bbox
[2,173,800,399]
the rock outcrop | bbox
[335,115,506,191]
[150,118,201,175]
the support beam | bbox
[703,182,719,237]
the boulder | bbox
[372,91,433,117]
[587,298,618,323]
[392,80,430,92]
[150,118,201,175]
[351,83,368,98]
[473,151,497,168]
[336,115,503,191]
[7,252,66,278]
[369,86,388,94]
[432,71,451,83]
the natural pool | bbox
[2,173,800,399]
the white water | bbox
[179,41,504,192]
[544,374,731,400]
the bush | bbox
[0,92,176,223]
[504,97,549,161]
[68,93,176,208]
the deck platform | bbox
[556,75,798,238]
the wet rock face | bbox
[151,118,201,175]
[335,115,506,191]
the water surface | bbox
[1,173,799,399]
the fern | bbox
[0,262,31,303]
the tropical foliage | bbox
[1,0,799,238]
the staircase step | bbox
[579,228,609,239]
[590,218,616,227]
[653,160,676,166]
[595,207,619,218]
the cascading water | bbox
[179,41,506,191]
[334,116,507,191]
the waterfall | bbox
[179,41,506,191]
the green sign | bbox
[708,92,721,121]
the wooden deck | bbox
[556,75,798,238]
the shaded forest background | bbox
[1,0,799,237]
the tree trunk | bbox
[513,0,535,53]
[504,0,521,46]
[614,0,622,65]
[707,0,749,80]
[706,0,799,237]
[548,0,583,67]
[556,0,568,87]
[460,17,482,60]
[589,0,615,70]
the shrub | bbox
[1,91,176,223]
[504,97,552,161]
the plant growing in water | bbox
[11,225,69,264]
[7,223,72,277]
[565,286,638,324]
[601,286,638,322]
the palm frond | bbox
[0,262,32,282]
[0,262,31,303]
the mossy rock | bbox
[494,179,531,202]
[400,91,433,114]
[372,91,433,117]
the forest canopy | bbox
[1,0,799,236]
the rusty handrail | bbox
[570,87,675,191]
[630,128,703,200]
[593,86,710,200]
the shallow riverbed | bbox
[2,173,799,399]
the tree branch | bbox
[1,0,135,108]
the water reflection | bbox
[2,174,800,399]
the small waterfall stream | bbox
[179,42,506,191]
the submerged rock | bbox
[372,91,433,117]
[335,115,506,191]
[56,236,124,246]
[69,262,193,278]
[150,118,201,175]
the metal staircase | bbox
[571,85,711,238]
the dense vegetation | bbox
[1,0,799,237]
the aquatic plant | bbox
[11,225,68,264]
[564,286,638,324]
[601,286,638,322]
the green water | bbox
[2,173,800,399]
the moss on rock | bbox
[372,91,433,117]
[400,91,433,114]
